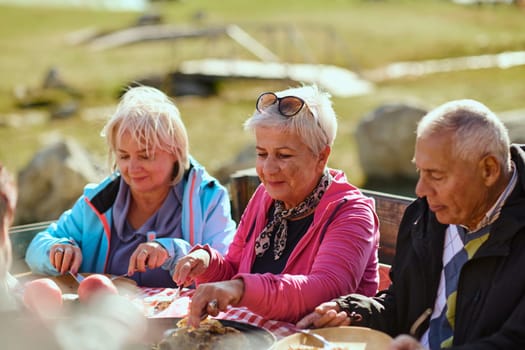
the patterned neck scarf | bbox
[254,170,332,260]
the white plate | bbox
[272,326,392,350]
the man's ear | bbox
[480,154,501,187]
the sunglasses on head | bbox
[256,92,306,117]
[255,91,330,145]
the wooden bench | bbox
[361,189,413,290]
[9,169,414,279]
[230,168,413,265]
[9,220,55,274]
[231,171,415,290]
[361,189,412,265]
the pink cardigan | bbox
[195,169,379,323]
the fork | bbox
[297,329,335,350]
[174,285,183,299]
[110,273,129,281]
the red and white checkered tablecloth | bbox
[216,305,296,339]
[139,287,296,339]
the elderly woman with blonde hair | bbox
[173,84,380,327]
[25,86,236,287]
[0,164,148,350]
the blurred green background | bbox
[1,0,524,190]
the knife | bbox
[69,271,85,283]
[174,285,183,299]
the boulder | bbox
[15,139,103,224]
[355,103,427,188]
[499,109,525,144]
[355,104,525,195]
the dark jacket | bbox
[336,144,525,350]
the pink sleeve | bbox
[233,197,379,323]
[195,189,265,283]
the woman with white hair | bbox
[25,86,236,288]
[173,84,380,326]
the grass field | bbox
[0,0,524,190]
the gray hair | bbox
[416,99,511,171]
[243,84,337,156]
[101,86,190,184]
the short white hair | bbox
[244,84,337,156]
[417,99,511,170]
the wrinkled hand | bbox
[172,248,211,287]
[296,301,351,329]
[187,279,244,328]
[127,242,169,276]
[388,335,425,350]
[50,244,82,275]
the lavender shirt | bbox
[106,178,184,287]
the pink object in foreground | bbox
[23,278,63,318]
[77,274,118,303]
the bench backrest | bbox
[229,168,413,265]
[9,170,414,274]
[9,220,54,274]
[361,189,412,265]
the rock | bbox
[50,101,79,119]
[499,109,525,144]
[355,104,525,195]
[355,104,427,184]
[42,67,67,90]
[15,139,104,224]
[134,13,163,26]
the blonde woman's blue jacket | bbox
[25,157,237,276]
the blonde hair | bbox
[101,86,190,184]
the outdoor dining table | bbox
[14,271,299,342]
[14,272,395,349]
[139,286,297,339]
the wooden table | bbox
[15,272,297,340]
[140,287,297,339]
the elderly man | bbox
[297,99,525,349]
